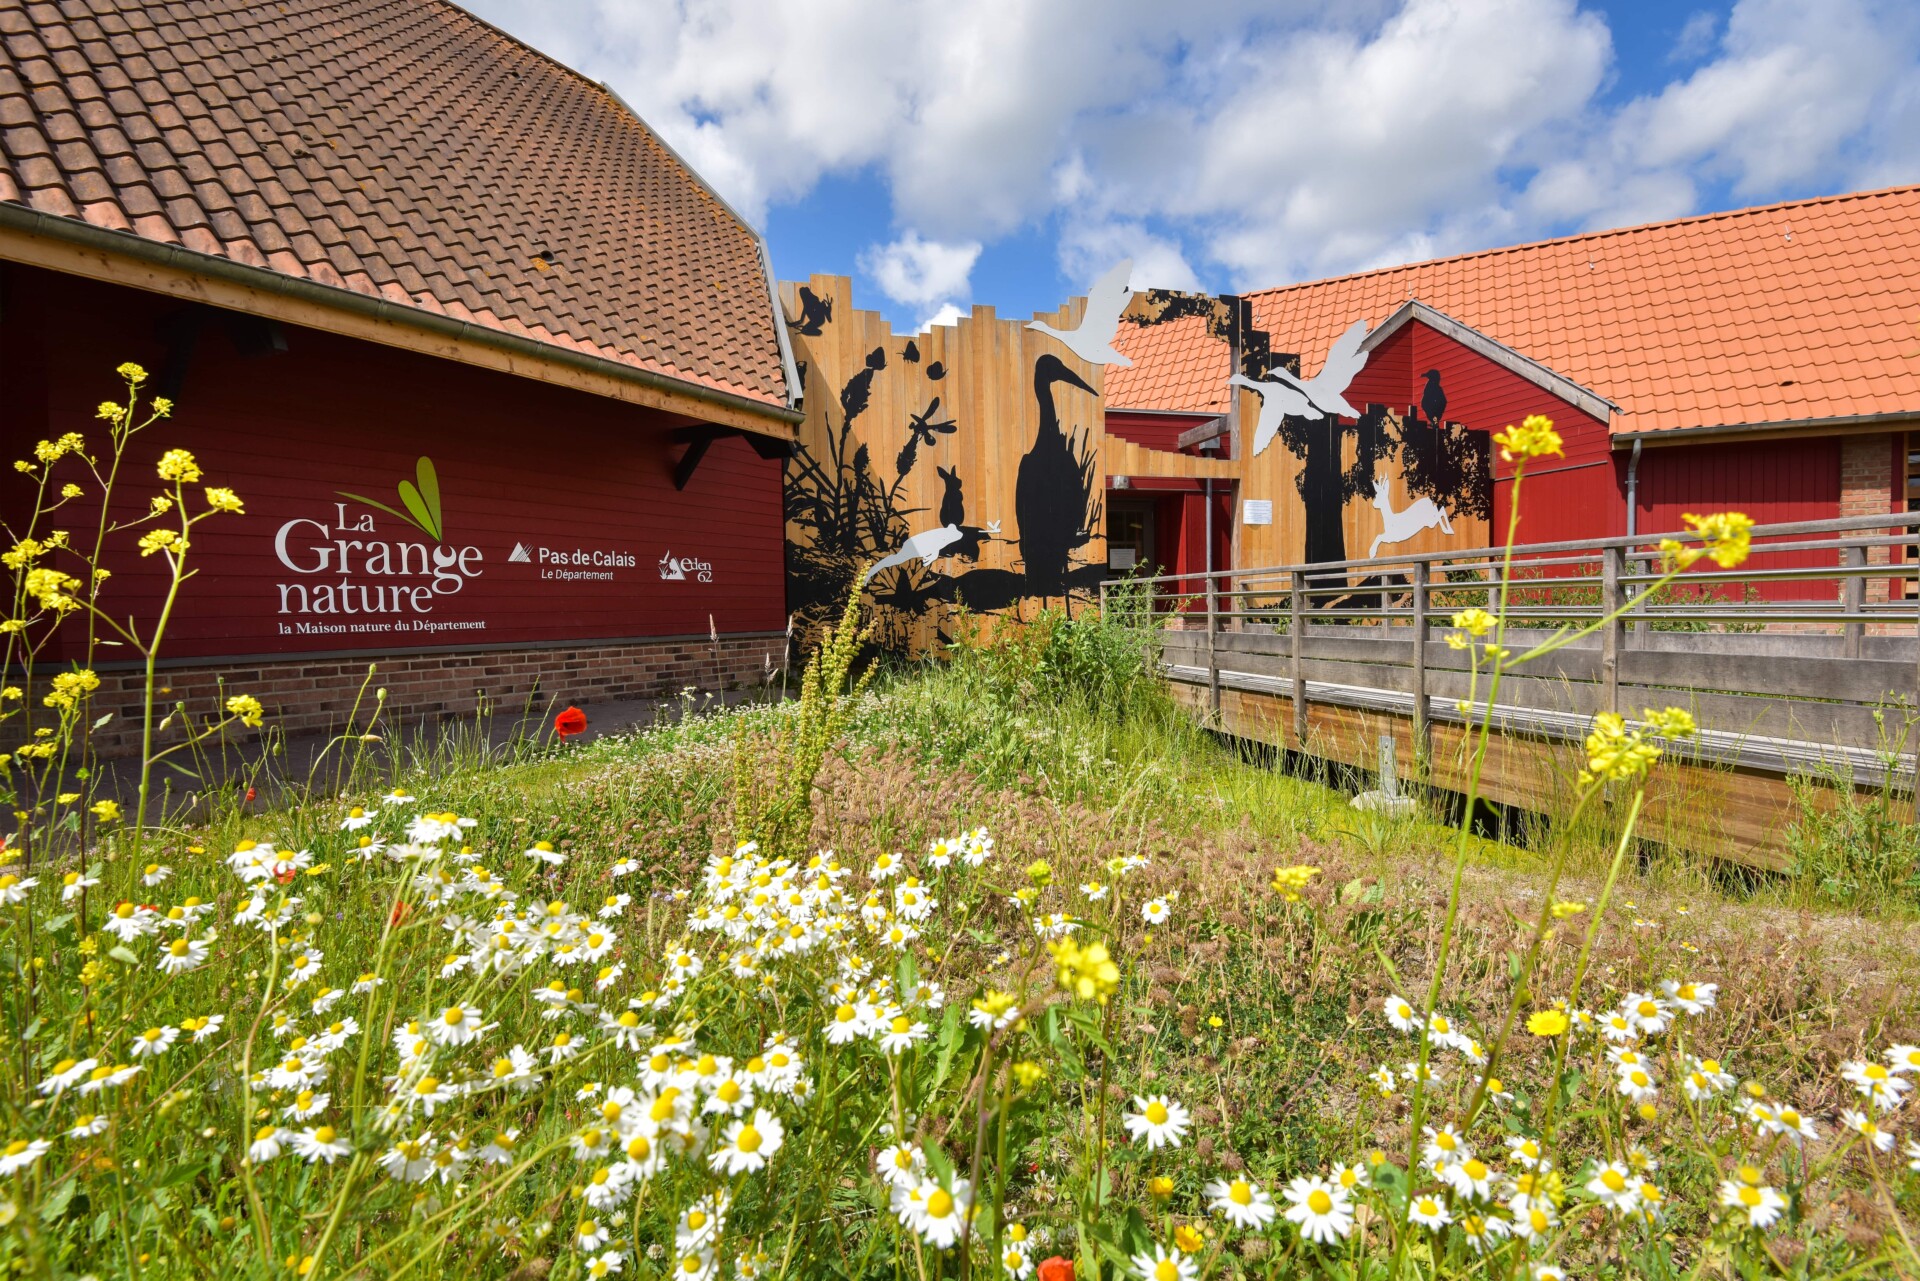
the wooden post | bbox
[1290,574,1307,747]
[1601,545,1623,717]
[1843,544,1866,659]
[1411,560,1429,751]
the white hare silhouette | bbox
[1368,477,1453,559]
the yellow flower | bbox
[60,483,82,499]
[116,362,148,384]
[1657,538,1701,572]
[156,449,202,483]
[150,495,174,516]
[226,694,265,727]
[152,398,174,417]
[137,528,183,557]
[1682,511,1754,568]
[1269,864,1321,902]
[1,687,20,701]
[91,800,120,822]
[3,538,46,570]
[1012,1061,1048,1091]
[1526,1009,1569,1037]
[1549,900,1586,918]
[1491,414,1563,462]
[1173,1224,1205,1254]
[95,402,122,421]
[57,792,80,805]
[204,487,245,513]
[1048,937,1119,1005]
[1450,608,1496,638]
[24,567,81,611]
[1643,707,1696,739]
[34,433,87,463]
[43,669,101,711]
[1025,859,1053,887]
[1579,712,1661,786]
[1147,1175,1175,1200]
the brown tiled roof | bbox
[1253,186,1920,437]
[1107,186,1920,437]
[0,0,789,408]
[1105,313,1233,415]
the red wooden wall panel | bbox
[0,267,788,663]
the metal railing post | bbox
[1411,560,1429,751]
[1843,544,1866,658]
[1206,571,1221,717]
[1601,545,1623,717]
[1290,573,1307,746]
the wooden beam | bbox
[0,218,801,441]
[673,434,716,491]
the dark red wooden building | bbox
[1,0,802,748]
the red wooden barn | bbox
[1104,186,1920,601]
[0,0,802,747]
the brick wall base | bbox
[13,634,789,757]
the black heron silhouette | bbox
[1421,369,1447,425]
[1015,354,1098,598]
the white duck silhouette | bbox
[1270,319,1371,419]
[1027,260,1134,367]
[1229,372,1316,457]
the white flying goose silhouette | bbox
[1270,318,1371,419]
[1228,372,1316,457]
[1027,260,1134,367]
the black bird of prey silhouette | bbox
[1421,368,1447,427]
[789,286,833,336]
[1014,355,1099,599]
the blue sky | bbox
[468,0,1920,332]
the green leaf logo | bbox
[338,457,445,541]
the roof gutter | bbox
[1614,409,1920,446]
[0,200,804,430]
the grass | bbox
[6,609,1920,1278]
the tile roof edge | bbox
[1366,299,1618,422]
[1243,183,1920,303]
[1615,407,1920,444]
[0,200,802,427]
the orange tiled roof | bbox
[1246,186,1920,436]
[1105,312,1233,416]
[0,0,790,409]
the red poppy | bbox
[244,787,257,803]
[1037,1259,1075,1281]
[554,706,588,739]
[390,900,410,927]
[273,868,296,886]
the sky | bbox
[464,0,1920,333]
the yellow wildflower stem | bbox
[1393,462,1530,1281]
[1457,781,1601,1130]
[1539,785,1647,1145]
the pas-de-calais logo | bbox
[659,551,713,583]
[507,542,533,563]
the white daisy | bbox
[1128,1245,1196,1281]
[1122,1095,1190,1150]
[1281,1176,1351,1243]
[709,1108,783,1175]
[1206,1176,1277,1230]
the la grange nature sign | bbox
[267,457,653,641]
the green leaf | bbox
[42,913,74,936]
[414,456,443,538]
[397,481,438,543]
[335,491,426,535]
[92,1208,112,1241]
[91,712,114,730]
[927,1005,964,1094]
[39,1176,76,1222]
[108,945,139,966]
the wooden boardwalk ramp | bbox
[1107,513,1920,870]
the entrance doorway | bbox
[1107,499,1158,575]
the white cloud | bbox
[859,232,982,308]
[465,0,1920,297]
[917,303,968,332]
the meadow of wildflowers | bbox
[3,379,1920,1279]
